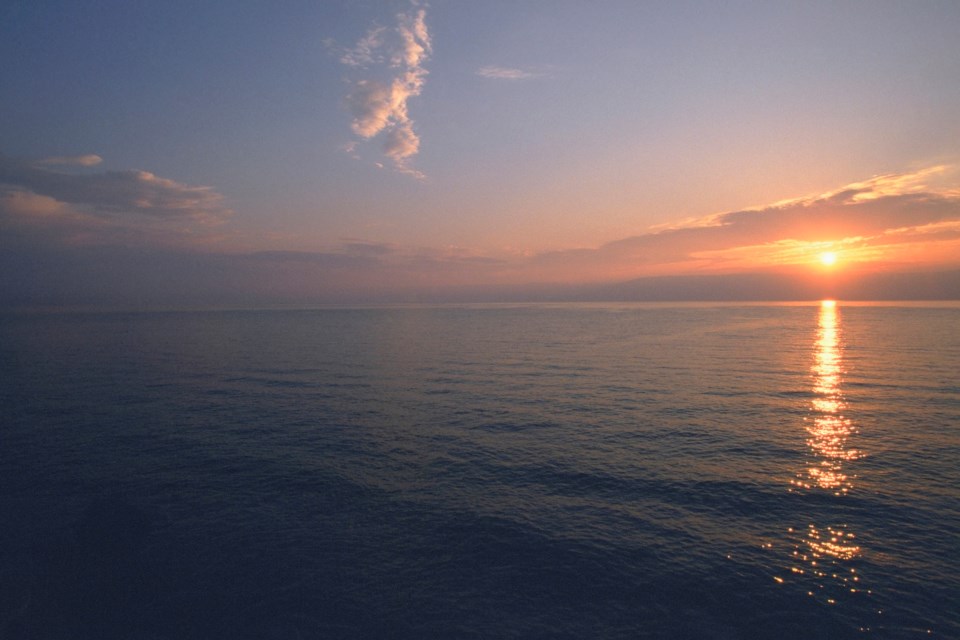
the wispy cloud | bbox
[336,1,431,177]
[35,154,103,167]
[339,26,387,68]
[0,153,231,247]
[476,66,538,80]
[346,80,394,138]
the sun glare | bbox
[819,251,838,266]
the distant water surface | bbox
[1,302,958,639]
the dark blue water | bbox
[1,303,958,639]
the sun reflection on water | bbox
[793,299,860,495]
[776,300,872,617]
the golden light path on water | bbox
[801,299,861,496]
[778,300,870,619]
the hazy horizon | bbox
[3,266,960,312]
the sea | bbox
[1,302,957,639]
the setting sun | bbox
[820,251,838,266]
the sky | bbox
[2,0,960,307]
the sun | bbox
[819,251,838,266]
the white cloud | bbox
[336,1,430,177]
[476,66,537,80]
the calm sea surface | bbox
[1,303,958,639]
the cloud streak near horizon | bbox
[524,167,960,281]
[35,154,104,167]
[0,154,231,248]
[476,66,539,80]
[337,1,431,177]
[3,162,960,305]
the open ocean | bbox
[1,302,958,639]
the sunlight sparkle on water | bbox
[779,300,870,612]
[792,301,860,494]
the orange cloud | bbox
[520,166,960,282]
